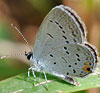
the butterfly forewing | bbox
[33,5,86,59]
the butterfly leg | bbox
[28,67,33,79]
[43,70,48,88]
[28,67,48,87]
[64,76,80,86]
[28,67,38,86]
[31,67,37,86]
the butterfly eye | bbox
[25,51,33,60]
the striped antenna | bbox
[1,24,33,59]
[1,53,24,59]
[11,24,33,52]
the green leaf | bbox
[0,72,100,93]
[0,59,28,80]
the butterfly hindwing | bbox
[39,43,96,77]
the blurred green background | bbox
[0,0,100,93]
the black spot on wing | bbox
[59,25,63,29]
[62,30,65,34]
[66,72,69,75]
[50,54,53,57]
[68,65,71,67]
[66,41,69,43]
[62,35,67,39]
[76,54,80,57]
[77,58,80,61]
[87,68,91,71]
[46,33,53,38]
[54,21,59,25]
[89,63,91,65]
[75,63,77,65]
[49,19,53,23]
[64,47,67,50]
[54,62,56,64]
[66,51,69,54]
[73,69,76,73]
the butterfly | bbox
[3,5,97,87]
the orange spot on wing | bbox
[84,62,88,65]
[82,62,92,73]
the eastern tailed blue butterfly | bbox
[25,5,98,86]
[2,5,98,87]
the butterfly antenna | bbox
[11,24,33,52]
[1,53,24,59]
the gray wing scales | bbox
[40,44,96,78]
[33,5,86,59]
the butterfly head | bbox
[25,51,33,60]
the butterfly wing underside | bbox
[32,5,97,86]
